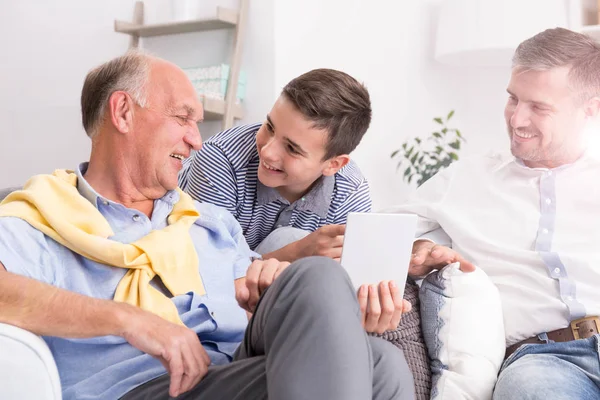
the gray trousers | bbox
[122,257,415,400]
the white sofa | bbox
[0,323,62,399]
[0,187,62,399]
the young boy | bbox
[180,68,372,262]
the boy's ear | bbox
[322,154,350,176]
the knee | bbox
[280,256,356,305]
[493,355,571,400]
[371,338,415,400]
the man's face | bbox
[504,67,588,168]
[255,96,335,202]
[130,61,203,196]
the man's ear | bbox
[322,154,350,176]
[108,91,134,134]
[584,96,600,119]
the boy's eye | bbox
[266,123,274,132]
[287,145,299,154]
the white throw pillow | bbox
[420,263,505,400]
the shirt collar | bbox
[256,175,334,218]
[75,162,180,209]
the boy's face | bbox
[255,96,347,203]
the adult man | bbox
[179,68,372,262]
[0,52,414,400]
[391,28,600,398]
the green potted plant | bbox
[390,110,465,186]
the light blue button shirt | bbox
[0,163,257,400]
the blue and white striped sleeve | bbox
[179,142,239,218]
[332,178,372,225]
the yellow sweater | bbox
[0,170,205,325]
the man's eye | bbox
[177,116,189,123]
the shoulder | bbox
[334,159,369,191]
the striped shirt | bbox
[179,123,372,250]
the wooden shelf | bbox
[114,7,238,38]
[202,97,244,121]
[581,25,600,41]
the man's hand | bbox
[296,224,346,261]
[120,306,211,398]
[410,240,476,277]
[235,258,290,313]
[358,280,411,334]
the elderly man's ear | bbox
[108,91,135,134]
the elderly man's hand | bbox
[235,258,291,313]
[358,280,411,334]
[410,240,476,277]
[121,306,211,398]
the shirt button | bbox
[101,200,109,206]
[132,214,141,222]
[301,197,306,202]
[210,311,215,317]
[542,228,549,234]
[554,267,560,274]
[545,198,552,205]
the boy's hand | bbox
[358,280,411,334]
[296,224,346,261]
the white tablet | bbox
[340,212,418,295]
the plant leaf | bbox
[447,110,455,120]
[415,137,422,144]
[441,128,448,135]
[410,152,419,164]
[449,152,458,160]
[403,167,411,177]
[390,149,400,158]
[402,143,408,150]
[448,141,459,150]
[432,132,442,139]
[455,129,463,139]
[433,117,443,125]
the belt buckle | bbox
[570,316,600,340]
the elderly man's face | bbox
[131,62,203,195]
[504,67,589,169]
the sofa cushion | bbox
[420,263,505,400]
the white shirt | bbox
[386,153,600,346]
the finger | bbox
[388,281,404,329]
[322,224,346,237]
[331,235,345,248]
[402,299,412,314]
[326,246,343,260]
[166,350,185,397]
[457,257,476,273]
[357,285,368,328]
[179,341,201,394]
[377,281,394,333]
[258,258,280,293]
[365,285,381,333]
[245,261,262,311]
[273,261,291,281]
[411,244,433,265]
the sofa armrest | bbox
[0,322,62,399]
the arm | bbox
[0,262,133,338]
[261,224,346,262]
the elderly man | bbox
[0,52,414,400]
[391,27,600,398]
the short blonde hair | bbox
[513,27,600,103]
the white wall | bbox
[0,0,569,209]
[274,0,511,209]
[0,0,274,188]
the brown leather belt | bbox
[505,317,600,361]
